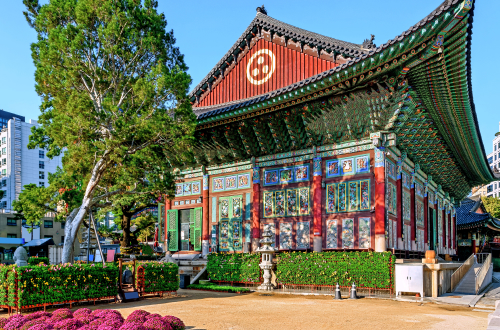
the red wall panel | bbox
[195,39,337,108]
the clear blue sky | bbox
[0,1,498,154]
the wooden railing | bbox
[451,254,475,292]
[475,253,492,294]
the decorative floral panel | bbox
[342,218,354,249]
[402,172,411,189]
[286,189,297,216]
[279,167,294,184]
[233,220,241,240]
[337,183,347,212]
[233,198,241,218]
[415,182,424,198]
[264,170,279,186]
[416,201,424,227]
[220,221,229,240]
[279,222,292,249]
[238,174,250,188]
[263,191,274,218]
[359,217,371,249]
[225,176,237,190]
[388,219,393,249]
[298,188,310,215]
[192,181,201,194]
[340,158,354,175]
[326,183,336,213]
[356,156,369,173]
[348,181,358,212]
[220,199,229,219]
[183,183,192,195]
[393,220,397,249]
[326,220,338,249]
[403,191,411,221]
[175,180,203,197]
[387,183,397,215]
[175,184,183,196]
[326,160,340,177]
[263,223,276,248]
[296,221,310,249]
[360,180,370,210]
[386,160,397,180]
[213,177,225,192]
[275,190,285,217]
[294,165,309,182]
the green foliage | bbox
[187,283,250,293]
[482,196,500,219]
[207,253,261,283]
[141,244,154,256]
[139,262,179,293]
[0,265,15,307]
[28,257,49,265]
[275,251,395,289]
[17,263,118,307]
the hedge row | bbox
[138,262,179,293]
[207,253,261,283]
[275,251,395,289]
[18,263,119,307]
[187,283,250,293]
[28,257,50,265]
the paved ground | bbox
[29,289,487,330]
[477,283,500,308]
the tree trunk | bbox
[121,213,132,248]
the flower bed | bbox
[275,251,395,289]
[0,308,185,330]
[207,253,260,283]
[137,261,179,293]
[27,257,50,266]
[187,283,250,293]
[17,263,119,308]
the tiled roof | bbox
[456,198,491,228]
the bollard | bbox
[349,282,358,299]
[334,283,342,300]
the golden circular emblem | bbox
[246,49,276,85]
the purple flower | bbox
[53,318,83,330]
[96,326,116,330]
[145,314,162,320]
[73,309,92,318]
[119,322,147,330]
[143,318,172,330]
[5,314,28,330]
[0,318,8,328]
[162,316,185,330]
[125,310,150,324]
[52,309,73,320]
[25,324,54,330]
[27,312,52,320]
[20,319,50,330]
[74,314,97,325]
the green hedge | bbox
[28,257,50,265]
[17,263,119,307]
[207,253,260,283]
[276,251,395,289]
[140,261,179,292]
[187,283,250,293]
[0,265,15,307]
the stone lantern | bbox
[256,229,278,291]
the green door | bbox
[167,210,178,252]
[219,195,242,252]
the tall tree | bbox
[24,0,196,263]
[482,196,500,219]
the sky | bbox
[0,0,498,154]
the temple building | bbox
[160,0,499,258]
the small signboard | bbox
[458,239,472,247]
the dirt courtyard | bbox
[75,289,489,330]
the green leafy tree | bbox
[482,196,500,219]
[23,0,195,263]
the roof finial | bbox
[362,34,376,50]
[256,5,267,15]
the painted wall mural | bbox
[326,179,370,213]
[402,172,411,189]
[263,223,276,248]
[325,154,370,178]
[263,164,310,186]
[359,217,371,249]
[296,221,310,249]
[279,222,293,249]
[386,160,397,180]
[342,218,354,249]
[211,173,251,192]
[326,220,338,249]
[415,182,424,198]
[387,183,397,215]
[263,188,311,218]
[416,201,424,227]
[175,180,202,197]
[403,191,411,221]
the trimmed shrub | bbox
[139,262,179,293]
[207,253,260,283]
[28,257,50,265]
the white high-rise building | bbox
[486,122,500,198]
[0,118,63,212]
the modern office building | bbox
[486,124,500,198]
[0,109,25,129]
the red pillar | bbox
[164,198,171,242]
[374,147,386,252]
[396,176,403,242]
[202,174,210,255]
[410,184,416,244]
[313,157,323,252]
[442,208,446,249]
[453,213,456,251]
[448,212,451,249]
[423,195,428,248]
[252,167,261,246]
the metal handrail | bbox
[451,254,475,292]
[475,253,492,294]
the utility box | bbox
[179,274,190,289]
[395,264,424,297]
[49,246,63,265]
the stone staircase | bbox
[453,264,481,294]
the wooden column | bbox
[252,167,261,251]
[312,157,323,252]
[374,147,386,252]
[442,207,446,251]
[396,171,403,248]
[423,195,429,250]
[202,174,210,256]
[410,181,416,251]
[452,213,456,252]
[447,211,451,252]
